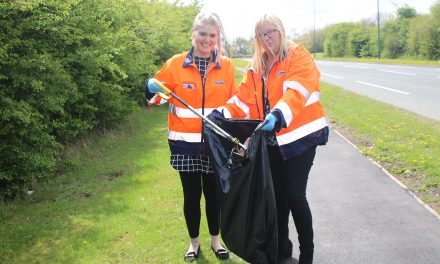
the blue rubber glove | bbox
[260,113,278,132]
[147,79,165,94]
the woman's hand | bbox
[260,113,278,132]
[147,79,165,94]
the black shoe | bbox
[184,246,200,262]
[211,245,230,260]
[279,257,299,264]
[278,238,293,260]
[298,254,313,264]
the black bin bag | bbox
[203,117,278,264]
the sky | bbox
[181,0,438,40]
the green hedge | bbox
[0,0,198,199]
[320,2,440,60]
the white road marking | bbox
[321,73,344,79]
[383,65,415,69]
[355,81,411,95]
[343,66,370,69]
[379,69,416,76]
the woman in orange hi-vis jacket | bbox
[146,12,236,262]
[212,15,329,264]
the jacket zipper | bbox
[262,63,276,118]
[200,64,212,150]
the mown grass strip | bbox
[320,82,440,211]
[0,106,245,263]
[232,59,250,68]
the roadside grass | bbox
[0,106,245,263]
[231,59,250,69]
[320,82,440,212]
[233,59,247,83]
[314,52,440,66]
[232,59,250,84]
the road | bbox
[287,128,440,264]
[316,60,440,121]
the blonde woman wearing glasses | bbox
[214,14,329,264]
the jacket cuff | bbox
[145,78,156,100]
[271,109,286,132]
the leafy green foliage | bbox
[382,12,412,58]
[0,0,199,198]
[315,1,440,60]
[429,1,440,60]
[407,15,434,59]
[397,5,418,19]
[348,24,371,57]
[324,22,356,57]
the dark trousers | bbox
[268,146,317,263]
[179,171,220,238]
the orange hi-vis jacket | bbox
[221,43,328,160]
[150,48,237,155]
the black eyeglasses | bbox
[262,29,278,39]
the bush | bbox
[0,0,198,199]
[348,24,371,57]
[324,23,356,57]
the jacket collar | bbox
[183,47,221,69]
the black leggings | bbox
[268,145,316,261]
[179,171,220,238]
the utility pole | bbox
[377,0,381,59]
[313,0,316,58]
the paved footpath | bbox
[288,128,440,264]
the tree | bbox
[0,0,200,199]
[429,0,440,60]
[232,37,253,57]
[360,27,382,57]
[348,24,371,57]
[292,27,326,54]
[397,4,418,19]
[382,5,417,58]
[407,15,434,59]
[324,23,356,57]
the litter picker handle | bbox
[152,79,172,94]
[151,79,246,150]
[151,79,171,100]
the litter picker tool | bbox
[151,79,247,150]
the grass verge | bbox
[231,59,250,68]
[321,82,440,212]
[0,106,245,263]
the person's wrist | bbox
[270,110,283,132]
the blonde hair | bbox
[251,14,290,73]
[191,12,228,61]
